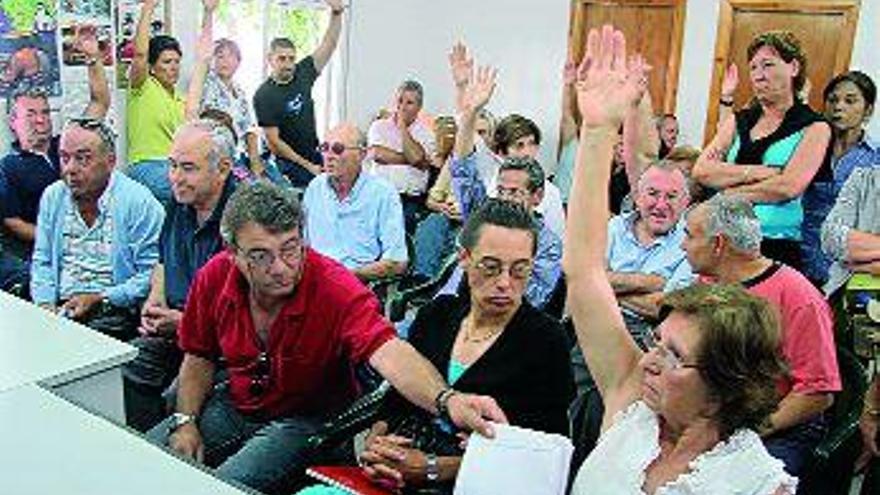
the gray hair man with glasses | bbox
[303,122,407,281]
[30,117,164,340]
[1,25,110,295]
[681,193,840,475]
[147,180,508,493]
[123,119,238,432]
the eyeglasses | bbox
[496,185,530,202]
[472,256,533,281]
[317,141,362,155]
[642,329,701,371]
[249,352,271,396]
[240,243,303,271]
[64,117,116,149]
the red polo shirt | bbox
[178,249,395,418]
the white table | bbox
[0,292,137,422]
[0,384,254,495]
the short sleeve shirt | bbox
[743,263,841,395]
[367,118,435,195]
[253,56,321,165]
[177,249,396,417]
[200,70,257,153]
[127,76,186,163]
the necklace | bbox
[462,317,503,344]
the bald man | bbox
[302,123,408,281]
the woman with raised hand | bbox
[566,25,795,495]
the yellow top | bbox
[126,76,185,163]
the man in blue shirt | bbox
[123,120,237,432]
[30,119,164,340]
[0,29,110,295]
[302,122,408,281]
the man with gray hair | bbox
[368,79,436,231]
[148,181,507,493]
[682,193,840,475]
[30,118,164,339]
[123,119,238,431]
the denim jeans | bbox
[764,414,827,476]
[123,336,182,432]
[412,212,460,279]
[147,382,326,494]
[801,181,836,285]
[0,250,29,297]
[126,159,172,205]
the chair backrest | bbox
[813,346,868,462]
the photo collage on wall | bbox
[116,0,165,86]
[0,0,62,97]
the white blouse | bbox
[571,401,797,495]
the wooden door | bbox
[703,0,861,143]
[568,0,688,115]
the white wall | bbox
[343,0,570,171]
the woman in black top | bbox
[359,199,574,493]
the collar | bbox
[218,247,317,318]
[330,169,368,202]
[739,261,782,288]
[11,135,58,160]
[189,174,236,229]
[72,170,116,213]
[623,211,684,247]
[859,134,879,153]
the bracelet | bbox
[425,453,440,482]
[434,388,457,418]
[331,7,345,15]
[720,98,734,107]
[866,408,880,418]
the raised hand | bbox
[563,56,577,86]
[448,42,473,88]
[721,62,738,99]
[461,65,497,113]
[195,26,213,62]
[73,24,100,59]
[141,0,159,10]
[325,0,345,13]
[575,25,647,129]
[202,0,219,12]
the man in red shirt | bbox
[682,193,840,475]
[150,181,506,493]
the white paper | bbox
[454,423,573,495]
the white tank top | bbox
[571,401,797,495]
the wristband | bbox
[434,388,457,418]
[425,453,440,482]
[719,97,734,107]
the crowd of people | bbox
[1,0,880,493]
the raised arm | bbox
[129,0,159,89]
[75,25,110,119]
[312,0,344,73]
[621,89,659,190]
[564,26,646,419]
[184,1,216,120]
[717,62,738,132]
[448,42,473,115]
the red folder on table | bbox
[306,466,396,495]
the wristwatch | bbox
[168,412,197,434]
[425,453,440,483]
[434,388,458,419]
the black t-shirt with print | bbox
[253,55,321,164]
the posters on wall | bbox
[0,0,62,97]
[59,0,113,66]
[115,0,165,85]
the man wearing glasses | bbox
[302,122,407,281]
[123,119,238,431]
[151,181,506,494]
[0,26,110,295]
[29,118,164,340]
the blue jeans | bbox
[147,382,326,494]
[413,212,460,279]
[0,250,29,297]
[764,414,827,476]
[127,159,172,205]
[801,181,836,285]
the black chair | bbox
[798,346,869,495]
[386,253,459,323]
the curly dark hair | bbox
[661,283,787,437]
[493,114,541,155]
[747,30,807,97]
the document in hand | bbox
[453,423,573,495]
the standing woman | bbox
[126,0,216,203]
[801,71,877,285]
[693,31,831,272]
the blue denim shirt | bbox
[448,152,562,308]
[31,171,165,307]
[303,171,408,270]
[159,175,235,309]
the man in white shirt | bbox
[367,80,435,231]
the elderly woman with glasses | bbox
[340,198,573,493]
[693,30,831,274]
[567,26,795,494]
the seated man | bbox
[683,193,841,475]
[147,181,505,494]
[605,160,693,339]
[302,122,407,281]
[30,119,164,341]
[0,28,109,294]
[367,80,435,232]
[447,44,566,239]
[123,119,238,432]
[821,167,880,296]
